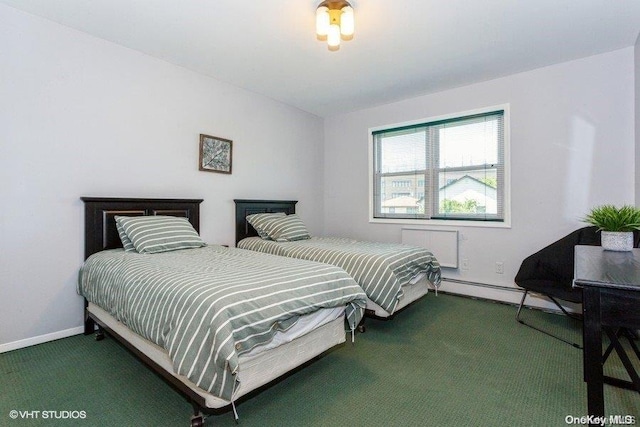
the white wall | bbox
[0,5,324,350]
[324,48,635,304]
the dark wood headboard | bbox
[81,197,203,260]
[234,199,297,245]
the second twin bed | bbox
[234,199,442,319]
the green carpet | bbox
[1,294,639,426]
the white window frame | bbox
[368,104,511,228]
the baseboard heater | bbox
[441,277,523,293]
[439,277,571,315]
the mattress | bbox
[88,303,347,409]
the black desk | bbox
[573,245,640,423]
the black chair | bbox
[515,226,601,348]
[515,226,640,348]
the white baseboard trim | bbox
[0,326,84,354]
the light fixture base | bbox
[317,0,352,11]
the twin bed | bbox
[79,197,441,426]
[234,199,442,319]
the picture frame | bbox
[199,134,232,174]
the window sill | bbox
[369,217,511,229]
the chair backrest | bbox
[516,226,640,283]
[540,226,600,282]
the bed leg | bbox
[190,413,204,427]
[357,318,366,333]
[95,326,105,341]
[190,403,205,427]
[83,298,96,336]
[84,314,96,335]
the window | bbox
[371,107,508,224]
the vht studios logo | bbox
[9,410,87,420]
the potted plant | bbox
[583,205,640,251]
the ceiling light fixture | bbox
[315,1,354,51]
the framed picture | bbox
[199,134,232,174]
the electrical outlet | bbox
[461,258,469,270]
[495,262,504,274]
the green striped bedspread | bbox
[237,237,442,314]
[78,245,366,400]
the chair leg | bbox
[515,290,528,322]
[548,295,582,321]
[516,290,582,349]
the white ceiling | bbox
[3,0,640,117]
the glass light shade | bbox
[327,23,341,51]
[340,6,354,39]
[316,6,330,37]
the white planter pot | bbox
[601,231,634,252]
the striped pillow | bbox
[246,212,286,239]
[115,221,136,252]
[115,215,206,254]
[258,214,311,242]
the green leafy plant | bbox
[441,198,479,214]
[583,205,640,232]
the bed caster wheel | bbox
[95,331,104,341]
[357,324,365,333]
[190,415,204,427]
